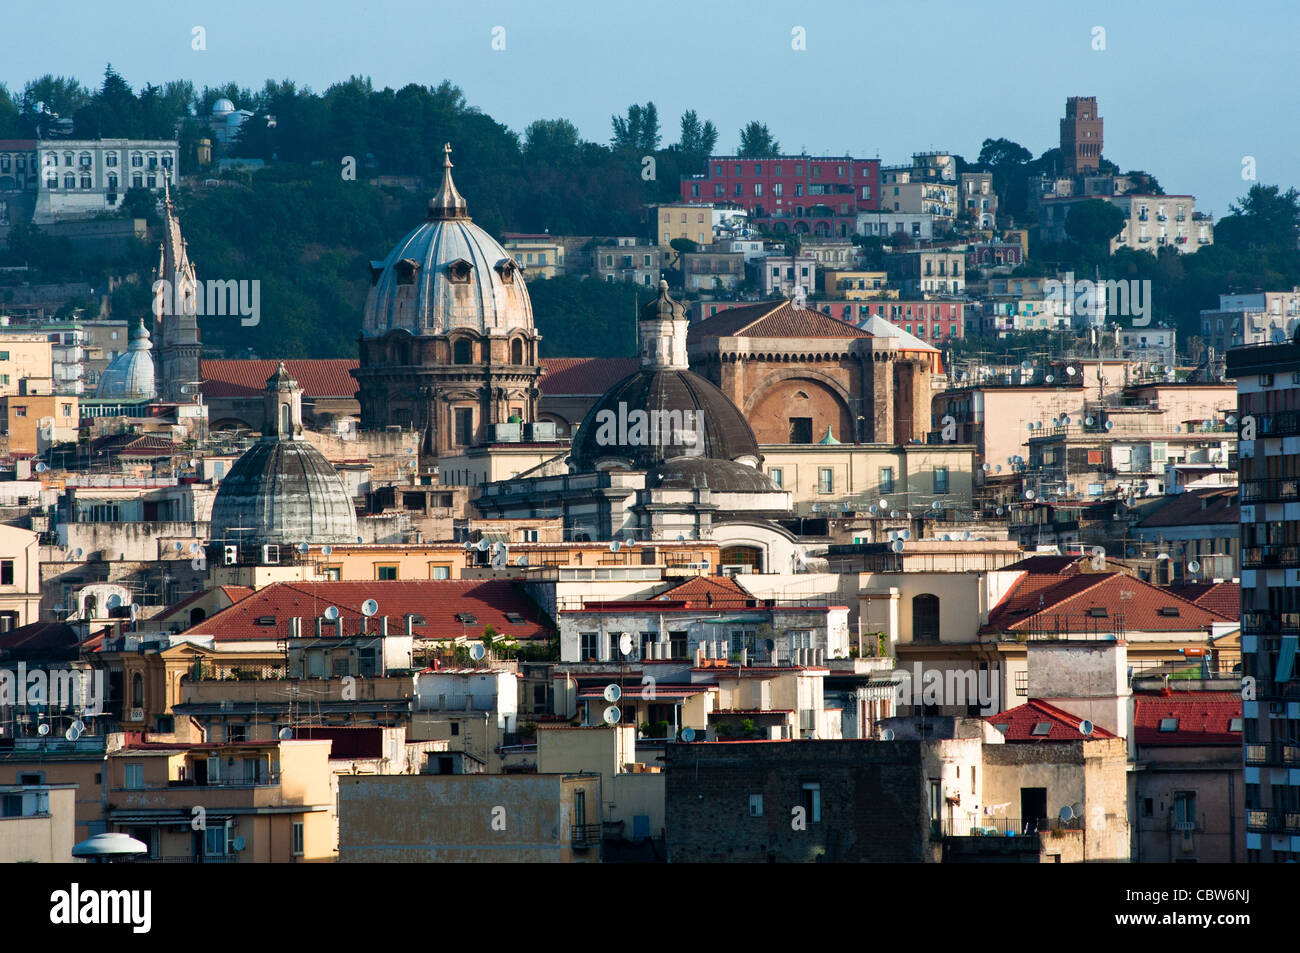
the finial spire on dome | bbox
[428,142,469,221]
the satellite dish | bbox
[1227,415,1237,425]
[469,643,487,661]
[278,727,293,740]
[71,719,84,734]
[231,837,246,852]
[515,555,528,567]
[1104,420,1114,431]
[603,706,621,725]
[880,728,896,741]
[1084,416,1094,426]
[322,545,333,556]
[1059,805,1075,821]
[900,529,911,540]
[680,727,696,743]
[1156,553,1170,561]
[1060,415,1071,426]
[1066,366,1077,377]
[1045,374,1055,383]
[297,542,310,554]
[173,541,183,552]
[1079,720,1094,736]
[869,505,878,515]
[475,539,489,552]
[323,606,339,621]
[35,462,48,473]
[878,500,889,510]
[37,723,50,736]
[603,684,622,703]
[996,507,1004,515]
[618,633,633,656]
[357,537,364,544]
[65,726,80,742]
[890,510,899,518]
[1024,490,1036,500]
[361,599,379,617]
[189,543,201,554]
[1027,423,1035,432]
[106,594,122,610]
[891,540,904,553]
[1188,560,1201,574]
[931,501,942,511]
[610,540,621,553]
[982,462,991,472]
[1020,359,1033,370]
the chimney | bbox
[315,617,323,638]
[289,617,301,638]
[406,614,415,637]
[335,617,344,638]
[381,616,389,637]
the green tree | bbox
[677,109,718,158]
[976,137,1032,169]
[611,102,659,153]
[737,121,780,157]
[1065,199,1127,247]
[1217,184,1300,250]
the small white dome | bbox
[212,98,236,116]
[96,320,156,400]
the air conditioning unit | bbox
[223,545,238,565]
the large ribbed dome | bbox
[96,319,156,400]
[361,143,532,338]
[568,282,762,473]
[209,364,358,549]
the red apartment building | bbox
[680,155,881,238]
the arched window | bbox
[912,594,940,642]
[131,673,144,708]
[511,338,524,365]
[453,339,472,364]
[189,607,206,625]
[281,403,291,433]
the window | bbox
[768,468,783,488]
[933,467,949,494]
[580,632,599,661]
[1031,722,1053,736]
[376,565,398,580]
[204,825,226,856]
[878,467,895,494]
[0,560,12,586]
[453,339,472,364]
[912,594,940,642]
[749,794,764,817]
[124,763,144,790]
[818,468,833,494]
[1174,791,1196,832]
[1159,718,1179,732]
[291,821,305,856]
[454,408,474,446]
[226,723,247,742]
[800,782,821,823]
[789,417,812,443]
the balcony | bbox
[1242,545,1300,569]
[571,823,602,848]
[1244,743,1300,766]
[1241,611,1300,635]
[141,854,237,864]
[1240,478,1300,504]
[940,815,1081,837]
[1246,809,1300,834]
[1242,411,1300,439]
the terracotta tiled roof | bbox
[154,585,254,624]
[539,357,640,395]
[984,571,1233,635]
[986,699,1118,742]
[1137,488,1239,528]
[201,359,360,399]
[1164,582,1240,621]
[183,580,553,643]
[0,621,81,658]
[89,433,176,457]
[654,574,756,609]
[1132,691,1242,745]
[688,300,871,342]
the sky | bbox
[4,0,1297,217]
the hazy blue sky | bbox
[5,0,1296,216]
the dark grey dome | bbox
[209,441,358,547]
[208,362,358,549]
[647,456,778,492]
[568,368,762,472]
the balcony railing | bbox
[1242,545,1300,569]
[571,823,602,848]
[1240,478,1300,504]
[1242,611,1300,635]
[940,816,1082,838]
[1246,810,1300,834]
[141,854,238,863]
[1242,411,1300,439]
[1244,743,1300,766]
